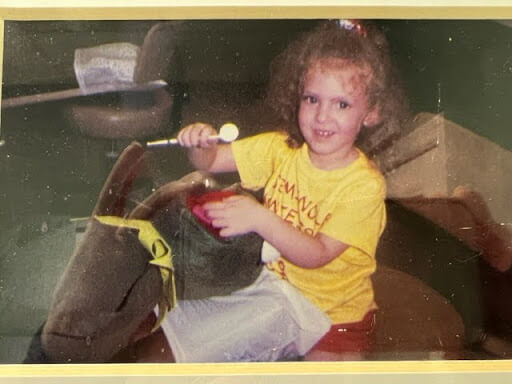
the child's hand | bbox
[203,195,266,237]
[176,123,218,148]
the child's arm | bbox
[257,204,349,268]
[178,123,344,268]
[204,195,348,269]
[176,122,237,173]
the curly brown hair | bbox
[266,20,409,148]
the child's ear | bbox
[363,107,381,127]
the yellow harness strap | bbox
[95,215,177,332]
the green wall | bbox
[382,19,512,150]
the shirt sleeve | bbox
[231,131,288,190]
[320,176,386,263]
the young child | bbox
[160,19,409,362]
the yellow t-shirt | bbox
[231,131,386,324]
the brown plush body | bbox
[41,142,262,363]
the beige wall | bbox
[381,113,512,225]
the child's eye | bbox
[338,101,349,109]
[302,95,317,104]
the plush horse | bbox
[33,141,262,363]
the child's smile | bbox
[313,129,335,138]
[298,58,377,170]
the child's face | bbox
[298,58,377,169]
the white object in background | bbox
[74,42,140,95]
[2,42,166,109]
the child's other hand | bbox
[177,122,218,148]
[203,195,265,237]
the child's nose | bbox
[315,103,330,123]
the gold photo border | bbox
[1,1,512,383]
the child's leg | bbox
[305,310,376,361]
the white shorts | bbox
[157,268,331,362]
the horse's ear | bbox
[92,142,146,217]
[128,171,208,220]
